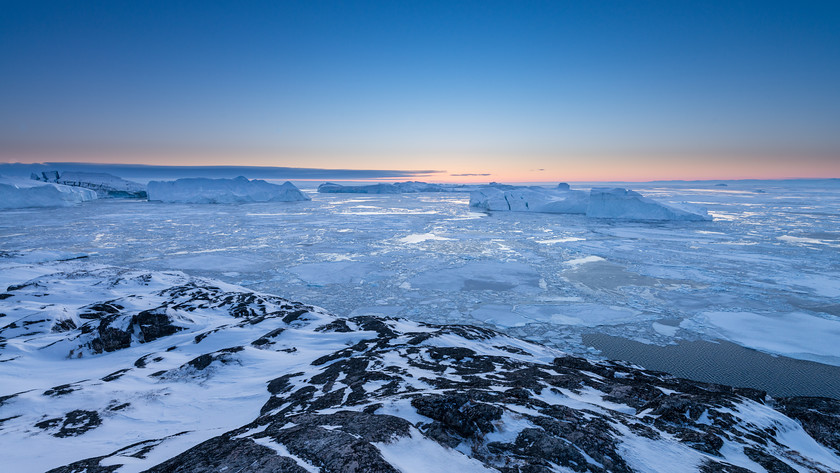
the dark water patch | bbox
[583,333,840,399]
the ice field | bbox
[2,180,839,396]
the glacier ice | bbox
[469,185,589,214]
[586,187,711,221]
[31,170,147,198]
[0,175,98,208]
[318,181,451,194]
[470,184,710,221]
[147,176,310,203]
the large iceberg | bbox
[31,170,147,198]
[587,187,711,221]
[469,185,589,214]
[318,181,451,194]
[470,184,710,221]
[0,176,98,208]
[146,176,310,203]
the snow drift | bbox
[470,184,710,221]
[318,181,450,194]
[146,176,310,203]
[31,171,147,198]
[0,176,98,208]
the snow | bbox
[2,256,840,472]
[374,429,498,473]
[0,175,98,208]
[147,176,310,203]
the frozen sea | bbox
[3,180,840,397]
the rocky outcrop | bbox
[2,264,839,472]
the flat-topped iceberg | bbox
[469,185,589,214]
[0,176,98,208]
[587,187,710,221]
[147,176,310,203]
[318,181,450,194]
[470,184,710,221]
[31,170,147,198]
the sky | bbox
[1,0,839,182]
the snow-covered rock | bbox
[31,171,147,198]
[470,184,711,221]
[0,176,98,208]
[318,181,450,193]
[587,187,711,221]
[1,260,839,473]
[146,176,310,203]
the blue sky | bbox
[1,0,838,180]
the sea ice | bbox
[0,175,98,208]
[147,176,310,203]
[684,311,840,366]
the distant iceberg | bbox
[0,176,98,208]
[147,177,310,203]
[318,181,451,194]
[470,184,710,221]
[31,170,147,198]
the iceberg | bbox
[31,170,147,198]
[146,176,310,203]
[469,184,710,221]
[469,186,589,214]
[0,176,98,208]
[318,181,450,194]
[586,187,711,221]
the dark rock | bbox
[145,434,309,473]
[36,410,102,437]
[134,309,182,342]
[775,396,840,456]
[412,393,503,438]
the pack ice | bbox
[31,171,147,198]
[470,184,710,221]
[146,176,310,203]
[0,175,98,208]
[318,181,451,193]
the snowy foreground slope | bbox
[1,260,839,472]
[0,176,98,208]
[147,177,310,203]
[31,171,147,198]
[470,186,710,221]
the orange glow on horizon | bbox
[3,150,838,184]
